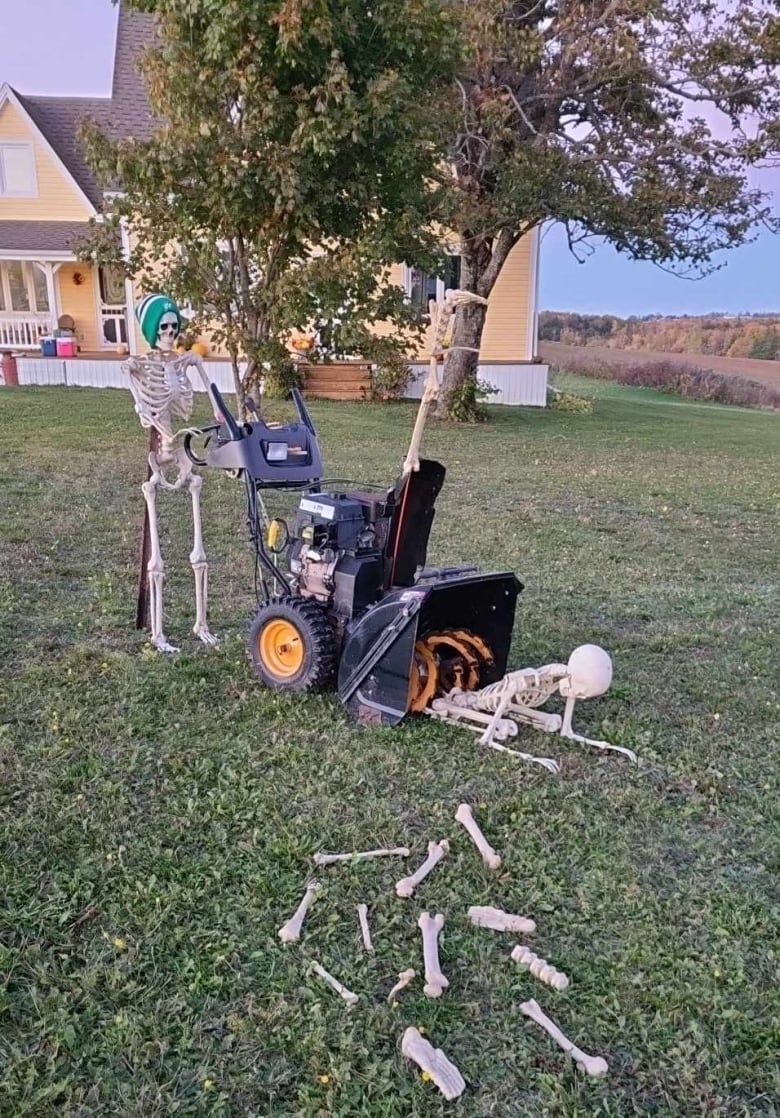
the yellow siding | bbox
[0,101,93,221]
[370,240,534,362]
[480,235,532,361]
[56,265,101,351]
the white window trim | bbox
[402,246,463,304]
[0,142,38,199]
[0,261,50,315]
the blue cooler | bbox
[41,337,57,357]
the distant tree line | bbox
[540,312,780,361]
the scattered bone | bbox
[395,839,449,898]
[278,880,321,943]
[401,1026,465,1101]
[511,944,569,990]
[468,905,536,935]
[418,911,448,998]
[387,967,416,1003]
[310,960,359,1007]
[520,998,608,1077]
[455,803,501,869]
[313,847,410,867]
[356,903,374,953]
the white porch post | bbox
[119,219,137,355]
[32,261,59,332]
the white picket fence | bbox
[14,356,548,406]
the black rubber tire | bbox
[248,596,337,692]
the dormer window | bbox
[0,143,37,198]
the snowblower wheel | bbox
[249,597,336,691]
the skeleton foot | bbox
[151,634,180,654]
[193,622,219,647]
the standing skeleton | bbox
[123,299,218,652]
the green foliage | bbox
[367,350,411,401]
[446,376,498,422]
[2,385,779,1114]
[435,0,780,418]
[79,0,457,395]
[547,385,594,413]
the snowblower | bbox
[184,291,522,726]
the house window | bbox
[405,253,462,309]
[0,143,37,198]
[0,262,50,314]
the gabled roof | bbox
[2,6,157,211]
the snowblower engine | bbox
[290,490,392,620]
[185,384,522,726]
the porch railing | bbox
[0,315,50,351]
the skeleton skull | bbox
[157,311,180,353]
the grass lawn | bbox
[1,379,778,1117]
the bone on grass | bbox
[313,847,410,867]
[395,839,449,898]
[418,911,448,998]
[278,880,321,943]
[511,944,569,990]
[310,961,359,1007]
[521,998,608,1077]
[455,803,501,869]
[468,905,536,935]
[356,903,374,953]
[387,967,416,1003]
[401,1027,465,1101]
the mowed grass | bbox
[0,380,778,1117]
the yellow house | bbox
[0,5,542,381]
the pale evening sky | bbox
[1,0,777,316]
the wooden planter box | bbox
[299,361,371,401]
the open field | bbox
[541,340,780,389]
[1,381,779,1117]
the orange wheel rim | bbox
[259,618,304,678]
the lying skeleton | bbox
[429,644,637,769]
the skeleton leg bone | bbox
[356,904,374,953]
[310,961,359,1007]
[418,912,448,998]
[455,803,501,870]
[395,840,449,898]
[314,847,410,867]
[187,471,218,647]
[141,470,178,653]
[401,1027,465,1101]
[278,881,320,943]
[520,998,608,1077]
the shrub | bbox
[547,385,593,413]
[369,352,412,401]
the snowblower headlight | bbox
[266,442,289,462]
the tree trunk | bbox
[435,300,488,419]
[434,228,519,421]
